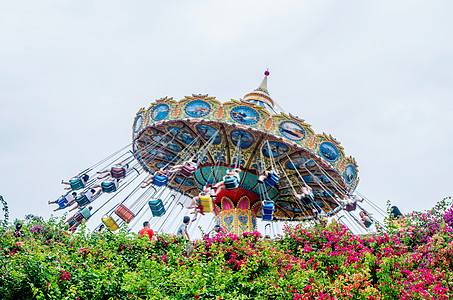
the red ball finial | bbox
[264,70,270,76]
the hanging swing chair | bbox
[148,199,166,217]
[264,171,280,187]
[199,194,214,213]
[75,194,90,207]
[102,215,120,231]
[101,179,118,193]
[152,174,168,187]
[69,177,86,191]
[180,162,197,178]
[115,204,136,223]
[261,200,275,221]
[111,165,127,179]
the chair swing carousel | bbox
[57,71,384,236]
[131,71,363,235]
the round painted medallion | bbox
[150,136,181,152]
[279,121,305,141]
[286,156,316,170]
[150,104,170,121]
[230,106,260,125]
[230,130,254,149]
[185,100,211,118]
[196,124,221,145]
[319,142,339,162]
[133,115,143,133]
[168,127,195,145]
[262,141,289,158]
[344,164,357,184]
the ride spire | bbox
[257,69,270,94]
[243,69,275,111]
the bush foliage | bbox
[1,197,453,299]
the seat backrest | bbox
[76,195,90,207]
[264,172,280,187]
[101,180,117,193]
[153,175,168,186]
[181,164,196,177]
[223,175,239,190]
[115,204,135,223]
[148,199,166,217]
[102,216,119,231]
[111,166,126,179]
[79,207,91,219]
[69,177,85,191]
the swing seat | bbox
[101,179,118,193]
[180,164,196,178]
[56,197,69,209]
[102,215,119,231]
[261,201,275,221]
[115,204,135,223]
[79,206,91,220]
[69,177,85,191]
[73,212,84,224]
[365,217,374,228]
[148,199,166,217]
[67,216,78,228]
[76,194,90,207]
[152,174,168,187]
[223,175,239,190]
[200,194,213,213]
[111,166,126,179]
[264,172,280,187]
[344,203,356,212]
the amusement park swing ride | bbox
[51,71,386,237]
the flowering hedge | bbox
[1,197,452,299]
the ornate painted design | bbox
[196,124,221,145]
[230,130,254,149]
[133,115,143,133]
[286,156,316,170]
[236,197,251,234]
[344,164,357,184]
[279,121,305,141]
[185,100,211,118]
[133,95,360,220]
[221,198,235,233]
[149,135,181,152]
[262,141,289,158]
[319,142,340,162]
[230,106,260,125]
[150,103,170,121]
[174,177,196,186]
[168,126,195,145]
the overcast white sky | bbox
[1,1,452,231]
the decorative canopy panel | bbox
[132,93,359,221]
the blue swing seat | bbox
[152,174,168,187]
[56,197,69,209]
[101,179,118,193]
[76,194,90,207]
[224,175,239,190]
[264,172,280,187]
[148,199,166,217]
[69,177,85,191]
[261,201,275,221]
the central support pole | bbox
[214,187,261,236]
